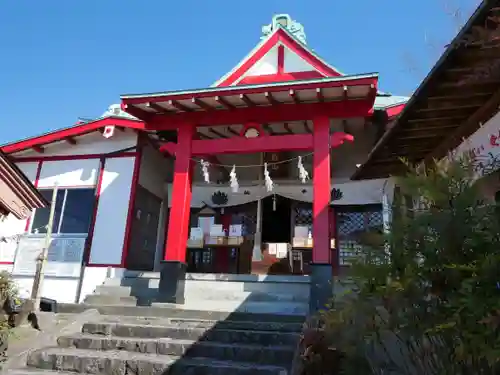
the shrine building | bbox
[0,15,407,309]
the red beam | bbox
[160,132,354,156]
[2,117,145,154]
[147,100,374,129]
[33,146,44,153]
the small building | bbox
[0,150,46,220]
[0,15,407,307]
[355,0,500,201]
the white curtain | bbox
[167,178,394,208]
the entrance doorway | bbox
[261,195,292,243]
[125,185,162,271]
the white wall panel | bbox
[90,157,135,265]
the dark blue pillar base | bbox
[158,261,186,304]
[309,263,333,314]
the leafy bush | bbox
[321,156,500,375]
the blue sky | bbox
[0,0,479,144]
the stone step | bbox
[153,300,308,315]
[27,347,287,375]
[96,284,309,302]
[83,295,137,306]
[57,304,307,323]
[96,315,304,332]
[4,370,79,375]
[82,322,300,346]
[57,333,295,366]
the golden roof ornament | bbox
[261,14,306,44]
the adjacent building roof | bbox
[0,150,47,219]
[354,0,500,179]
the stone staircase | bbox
[5,307,304,375]
[84,272,311,316]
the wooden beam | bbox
[283,122,293,134]
[415,103,482,113]
[192,98,214,111]
[240,94,255,107]
[33,146,44,154]
[226,127,240,136]
[214,96,236,109]
[146,102,169,113]
[208,128,227,138]
[407,116,464,124]
[65,137,77,145]
[168,100,193,112]
[265,92,279,105]
[426,86,500,161]
[316,88,324,102]
[426,92,492,101]
[289,89,301,104]
[303,121,312,133]
[160,132,354,156]
[262,124,276,135]
[343,86,349,100]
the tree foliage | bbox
[321,155,500,375]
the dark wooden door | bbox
[125,185,162,271]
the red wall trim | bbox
[84,157,106,266]
[120,138,143,268]
[0,261,14,265]
[24,160,43,232]
[13,151,138,163]
[238,71,323,85]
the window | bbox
[30,188,96,235]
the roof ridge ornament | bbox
[261,14,306,44]
[100,104,137,120]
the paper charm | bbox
[264,163,274,192]
[230,165,239,193]
[200,159,210,183]
[102,125,115,139]
[297,156,309,183]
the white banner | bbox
[167,178,394,208]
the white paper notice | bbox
[268,243,277,255]
[229,224,242,237]
[294,226,309,238]
[276,243,289,259]
[210,224,225,236]
[190,227,203,240]
[198,217,215,234]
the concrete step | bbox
[4,370,80,375]
[83,295,137,306]
[82,322,300,346]
[96,315,304,332]
[27,347,287,375]
[57,304,307,323]
[57,333,295,366]
[96,284,309,302]
[153,300,308,315]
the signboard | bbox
[12,235,86,278]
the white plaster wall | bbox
[12,131,138,158]
[90,157,135,265]
[283,45,317,73]
[138,144,172,198]
[239,44,279,80]
[37,159,100,188]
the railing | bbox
[12,234,86,278]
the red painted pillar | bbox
[310,115,333,312]
[164,124,194,263]
[312,115,331,264]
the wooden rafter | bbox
[208,128,228,138]
[146,102,169,113]
[289,89,301,104]
[304,121,312,133]
[283,122,293,134]
[226,127,240,136]
[214,96,236,109]
[168,100,193,112]
[240,94,255,107]
[262,124,276,135]
[65,137,77,145]
[316,88,324,102]
[265,92,279,105]
[192,98,213,111]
